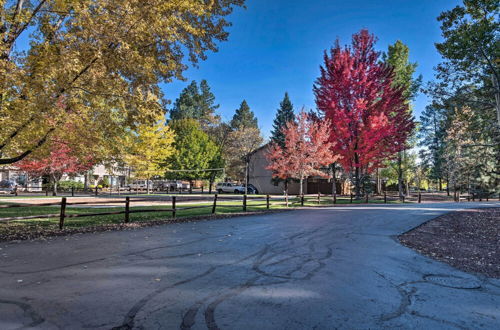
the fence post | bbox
[45,188,48,196]
[243,194,247,212]
[365,193,369,204]
[457,191,460,203]
[125,197,130,223]
[201,185,204,194]
[71,186,75,197]
[333,194,337,205]
[266,195,270,209]
[317,192,321,204]
[486,195,489,202]
[402,195,405,203]
[301,194,304,206]
[350,194,353,203]
[472,194,475,201]
[59,197,67,230]
[172,196,176,218]
[212,194,218,214]
[418,192,421,203]
[384,192,387,204]
[95,185,98,196]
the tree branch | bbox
[0,127,54,165]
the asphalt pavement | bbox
[1,202,499,329]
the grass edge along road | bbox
[0,194,405,240]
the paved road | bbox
[1,202,499,329]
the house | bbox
[247,144,352,195]
[0,164,128,191]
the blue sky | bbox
[162,0,461,139]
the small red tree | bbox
[314,29,414,198]
[16,138,94,195]
[266,111,341,195]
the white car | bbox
[128,180,153,191]
[216,182,245,194]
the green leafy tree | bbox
[167,119,219,192]
[270,92,296,147]
[230,100,258,129]
[435,0,499,127]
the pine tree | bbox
[170,81,200,121]
[383,40,421,198]
[169,80,220,128]
[271,92,295,147]
[230,100,258,129]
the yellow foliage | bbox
[0,0,244,164]
[123,117,175,180]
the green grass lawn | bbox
[0,196,405,237]
[0,200,279,231]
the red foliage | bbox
[314,29,414,173]
[266,111,341,194]
[16,138,94,180]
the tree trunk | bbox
[397,151,404,199]
[446,178,450,196]
[331,165,337,197]
[492,74,500,128]
[439,178,442,191]
[209,178,213,194]
[51,175,58,196]
[189,180,193,194]
[354,152,361,199]
[146,177,150,194]
[406,180,410,197]
[375,168,381,195]
[84,171,89,191]
[244,157,249,195]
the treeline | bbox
[419,0,499,195]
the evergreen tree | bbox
[169,81,200,121]
[169,80,220,128]
[383,40,421,198]
[271,92,295,147]
[230,100,258,129]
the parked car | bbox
[128,180,153,191]
[216,182,245,194]
[168,181,183,190]
[243,184,259,194]
[0,180,16,194]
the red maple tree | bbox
[16,138,94,195]
[266,111,341,196]
[314,29,414,198]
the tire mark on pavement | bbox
[0,298,45,328]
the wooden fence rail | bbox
[0,192,492,229]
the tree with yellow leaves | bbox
[124,118,175,194]
[0,0,245,165]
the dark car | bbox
[243,184,259,194]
